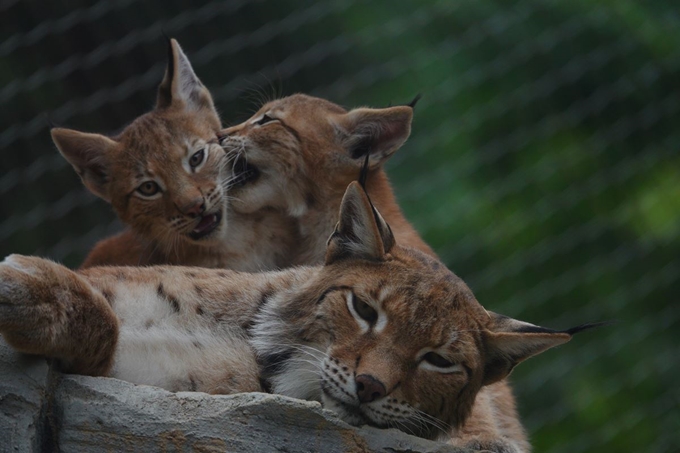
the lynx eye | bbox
[137,181,160,197]
[255,114,276,126]
[422,352,455,369]
[352,293,378,324]
[189,148,206,168]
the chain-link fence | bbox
[1,1,678,451]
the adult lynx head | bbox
[253,182,597,441]
[51,40,228,252]
[220,93,435,263]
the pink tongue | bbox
[194,214,216,233]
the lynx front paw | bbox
[0,255,119,375]
[0,254,54,330]
[1,254,39,274]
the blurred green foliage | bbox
[0,0,678,451]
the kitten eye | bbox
[189,148,206,168]
[255,114,276,126]
[422,352,455,369]
[137,181,160,197]
[352,293,378,324]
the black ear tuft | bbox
[355,152,394,253]
[407,93,422,109]
[358,153,370,189]
[564,320,614,335]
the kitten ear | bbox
[51,128,115,202]
[156,38,216,113]
[325,181,396,264]
[481,312,604,386]
[336,105,413,167]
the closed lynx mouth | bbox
[188,210,222,240]
[321,386,370,427]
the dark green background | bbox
[1,1,678,451]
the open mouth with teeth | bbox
[232,155,260,188]
[188,211,223,240]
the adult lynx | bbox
[0,183,597,451]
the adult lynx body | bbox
[0,183,596,451]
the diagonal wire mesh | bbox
[0,1,678,451]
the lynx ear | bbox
[481,312,604,386]
[157,38,215,113]
[336,105,413,167]
[51,128,116,202]
[325,181,396,264]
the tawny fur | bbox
[220,93,436,264]
[55,42,429,273]
[0,183,583,452]
[51,39,297,272]
[45,40,550,451]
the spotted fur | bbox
[51,39,296,271]
[0,183,591,451]
[53,41,431,272]
[220,93,437,265]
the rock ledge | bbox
[0,339,469,452]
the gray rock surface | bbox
[0,339,50,452]
[0,338,469,452]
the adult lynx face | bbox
[252,183,597,443]
[51,40,228,253]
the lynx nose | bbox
[355,374,386,403]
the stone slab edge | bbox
[1,338,471,453]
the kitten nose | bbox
[181,199,205,218]
[355,374,386,403]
